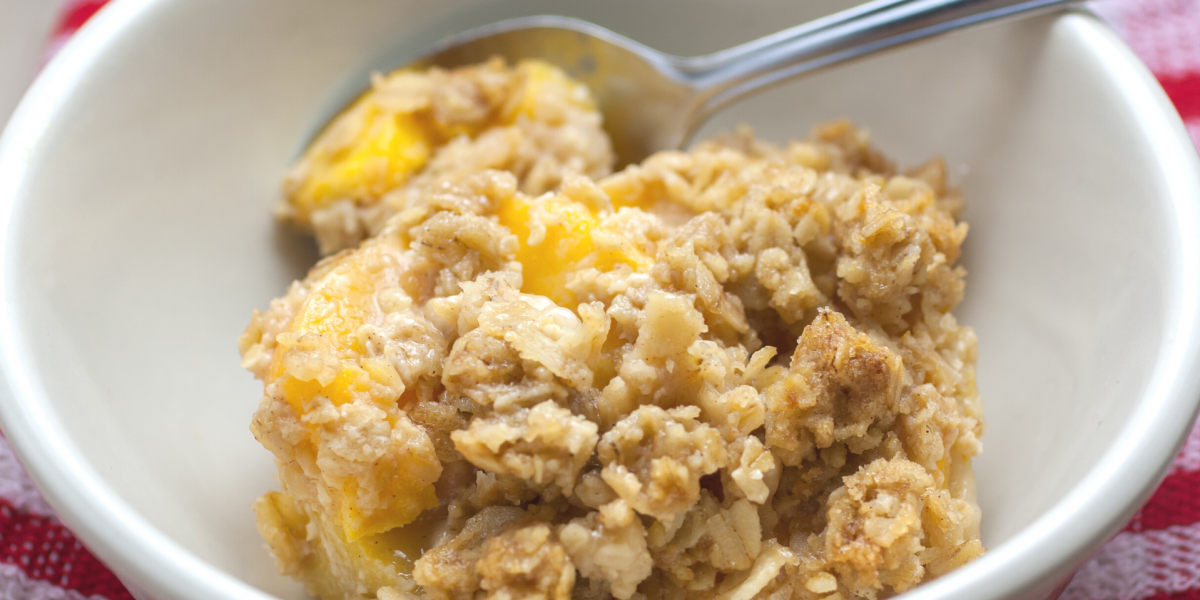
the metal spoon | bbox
[407,0,1078,165]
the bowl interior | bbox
[1,1,1194,599]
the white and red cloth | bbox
[1092,0,1200,146]
[0,0,1197,598]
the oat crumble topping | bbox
[241,58,985,600]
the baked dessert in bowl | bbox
[0,2,1197,600]
[240,59,985,600]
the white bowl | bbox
[1,1,1198,600]
[0,0,64,126]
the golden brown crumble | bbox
[242,59,985,600]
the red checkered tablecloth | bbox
[1,0,1198,598]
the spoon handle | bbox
[677,0,1080,126]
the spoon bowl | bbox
[411,17,692,166]
[400,0,1076,164]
